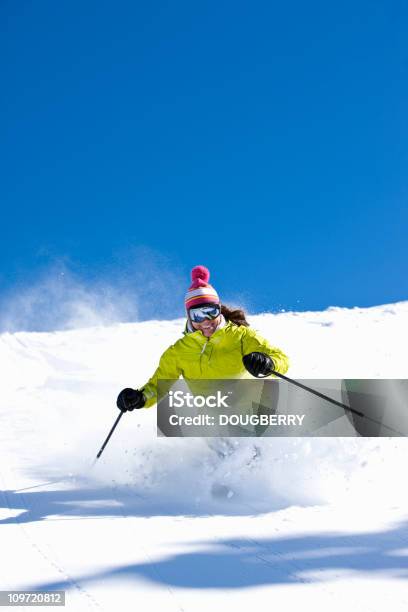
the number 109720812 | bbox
[0,591,65,606]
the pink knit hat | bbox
[185,265,220,311]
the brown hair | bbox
[221,304,249,327]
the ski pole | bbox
[271,371,365,418]
[271,370,406,436]
[94,411,124,462]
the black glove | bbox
[243,352,275,377]
[117,388,146,412]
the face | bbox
[191,315,221,337]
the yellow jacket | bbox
[141,320,289,408]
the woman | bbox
[117,265,290,412]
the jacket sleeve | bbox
[240,327,290,375]
[140,345,182,408]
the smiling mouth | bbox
[201,324,215,332]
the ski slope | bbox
[1,302,408,611]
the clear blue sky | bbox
[1,0,407,325]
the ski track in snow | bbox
[0,471,103,611]
[1,302,408,611]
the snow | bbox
[1,301,408,610]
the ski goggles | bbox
[188,304,221,323]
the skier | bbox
[116,265,290,412]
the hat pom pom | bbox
[191,265,210,287]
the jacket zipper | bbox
[199,337,210,374]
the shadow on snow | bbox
[1,481,408,590]
[0,477,290,523]
[21,521,408,590]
